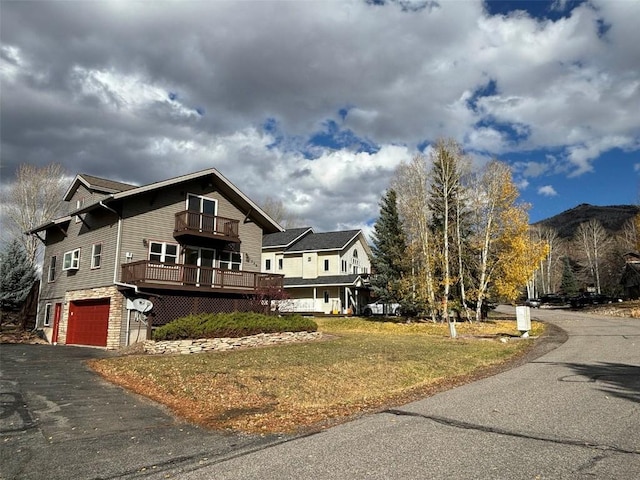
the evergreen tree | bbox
[370,190,407,303]
[0,239,37,311]
[560,257,579,296]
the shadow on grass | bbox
[556,362,640,403]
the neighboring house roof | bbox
[285,230,362,253]
[262,227,313,249]
[283,274,369,288]
[63,173,137,201]
[29,168,284,235]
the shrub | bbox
[153,312,317,341]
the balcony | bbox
[174,211,240,244]
[121,260,284,293]
[121,261,283,293]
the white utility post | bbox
[516,306,531,338]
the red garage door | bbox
[67,299,110,346]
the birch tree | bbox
[392,156,438,321]
[428,139,466,322]
[574,219,611,294]
[1,163,68,267]
[531,225,564,294]
[469,160,537,321]
[261,196,302,228]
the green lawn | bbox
[90,317,544,433]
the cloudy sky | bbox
[1,0,639,235]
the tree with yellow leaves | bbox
[469,161,547,321]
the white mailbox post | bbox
[516,306,531,338]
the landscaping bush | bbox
[153,312,317,341]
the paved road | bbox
[180,307,639,480]
[1,308,638,479]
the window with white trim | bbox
[278,258,283,270]
[43,303,52,327]
[265,259,272,271]
[324,259,330,271]
[75,198,85,223]
[149,242,178,263]
[62,249,80,270]
[48,256,57,282]
[324,291,330,303]
[219,251,241,270]
[91,243,102,269]
[341,260,347,273]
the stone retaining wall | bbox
[144,331,323,355]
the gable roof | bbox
[63,173,137,201]
[285,230,362,253]
[30,168,284,234]
[262,227,313,248]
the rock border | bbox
[144,331,323,355]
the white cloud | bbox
[538,185,558,197]
[1,0,639,231]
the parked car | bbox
[524,298,541,308]
[539,294,568,307]
[362,300,401,317]
[570,293,623,308]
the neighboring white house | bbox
[262,228,372,314]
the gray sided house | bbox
[29,169,284,349]
[262,228,372,314]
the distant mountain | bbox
[533,204,640,239]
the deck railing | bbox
[121,261,283,292]
[174,211,240,239]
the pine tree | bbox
[370,190,408,303]
[0,239,37,311]
[560,257,579,296]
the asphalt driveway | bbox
[0,344,286,480]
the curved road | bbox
[1,307,638,479]
[183,306,640,479]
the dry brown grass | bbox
[89,317,544,434]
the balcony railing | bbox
[174,211,240,242]
[121,261,283,293]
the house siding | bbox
[38,208,120,328]
[34,169,279,348]
[67,184,111,213]
[119,180,264,272]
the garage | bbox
[67,299,110,346]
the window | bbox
[149,242,178,263]
[75,198,85,223]
[219,251,241,270]
[62,249,80,270]
[265,259,272,271]
[48,256,57,282]
[324,259,330,271]
[278,258,283,270]
[187,194,217,231]
[91,244,102,269]
[323,291,330,303]
[342,260,347,273]
[43,303,52,327]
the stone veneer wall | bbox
[60,286,124,349]
[144,331,323,355]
